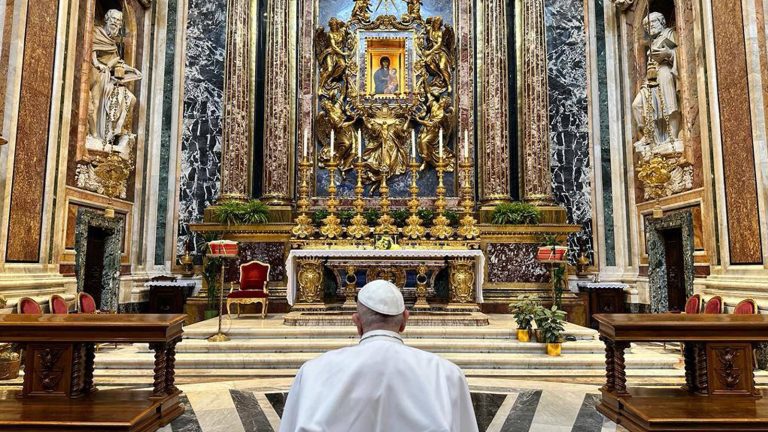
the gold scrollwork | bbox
[298,259,324,304]
[449,259,474,304]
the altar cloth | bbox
[285,249,485,305]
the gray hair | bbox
[643,11,666,28]
[106,9,123,21]
[356,303,404,332]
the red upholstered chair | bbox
[703,295,724,314]
[18,297,42,314]
[734,299,758,315]
[684,294,702,314]
[50,294,69,314]
[227,260,270,319]
[78,292,98,314]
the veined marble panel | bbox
[224,242,288,283]
[486,243,550,284]
[544,0,593,262]
[177,0,226,254]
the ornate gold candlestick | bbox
[292,157,315,239]
[403,159,426,240]
[347,161,370,240]
[413,264,431,310]
[342,265,358,310]
[374,170,397,235]
[429,159,454,240]
[457,157,480,239]
[320,158,343,239]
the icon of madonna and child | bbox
[373,56,400,94]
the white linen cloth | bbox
[285,249,485,305]
[279,329,478,432]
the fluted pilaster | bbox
[521,0,554,205]
[221,0,253,200]
[479,0,512,206]
[261,0,292,206]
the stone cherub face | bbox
[104,9,124,38]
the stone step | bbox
[95,351,678,371]
[151,338,608,354]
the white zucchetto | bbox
[357,279,405,315]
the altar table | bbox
[595,313,768,431]
[0,314,185,432]
[285,249,485,306]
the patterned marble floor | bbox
[156,378,626,432]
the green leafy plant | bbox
[311,209,330,226]
[552,264,566,307]
[417,209,436,226]
[539,234,564,247]
[491,202,542,225]
[443,210,460,227]
[539,305,567,343]
[510,295,539,330]
[203,257,223,310]
[390,209,410,227]
[533,304,548,330]
[338,209,356,225]
[213,200,269,225]
[363,209,381,225]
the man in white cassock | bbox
[279,280,478,432]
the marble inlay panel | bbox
[711,0,763,265]
[544,0,593,263]
[177,0,227,254]
[645,210,694,313]
[74,209,125,312]
[6,0,59,262]
[486,243,550,284]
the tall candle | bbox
[411,129,416,159]
[439,128,444,159]
[303,130,308,159]
[358,129,362,160]
[464,129,469,160]
[330,129,335,159]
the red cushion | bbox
[80,294,97,314]
[684,295,701,314]
[704,296,723,314]
[51,297,68,314]
[20,299,42,314]
[734,300,757,315]
[240,261,270,290]
[228,290,268,299]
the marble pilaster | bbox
[220,0,252,200]
[261,0,292,206]
[521,0,554,205]
[478,0,511,205]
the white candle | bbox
[439,128,444,159]
[464,129,469,160]
[358,129,362,161]
[303,130,308,159]
[330,129,335,159]
[411,129,416,159]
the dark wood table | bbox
[596,313,768,431]
[0,314,185,431]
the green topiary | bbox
[213,200,269,225]
[491,202,542,225]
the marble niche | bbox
[645,210,694,313]
[74,209,125,312]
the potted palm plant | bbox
[510,295,538,342]
[540,305,567,356]
[537,234,568,261]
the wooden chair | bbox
[734,298,758,315]
[49,294,69,314]
[227,260,270,319]
[78,292,98,314]
[703,295,724,314]
[684,294,702,314]
[17,297,42,314]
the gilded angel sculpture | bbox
[351,0,371,21]
[316,98,358,173]
[415,96,456,171]
[406,0,422,20]
[422,17,455,94]
[315,18,352,98]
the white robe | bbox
[279,329,478,432]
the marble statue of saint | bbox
[87,9,142,159]
[631,12,680,157]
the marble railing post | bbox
[479,0,512,207]
[521,0,555,206]
[220,0,252,201]
[261,0,293,207]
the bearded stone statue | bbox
[86,9,142,160]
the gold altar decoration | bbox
[342,265,358,309]
[93,151,135,217]
[347,161,370,240]
[403,158,426,240]
[320,158,344,239]
[314,6,457,185]
[429,159,454,240]
[457,157,480,239]
[637,156,673,218]
[297,259,324,305]
[374,172,398,235]
[413,264,430,310]
[448,258,476,309]
[292,156,316,239]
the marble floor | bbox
[155,377,626,432]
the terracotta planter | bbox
[536,246,568,261]
[546,342,562,356]
[0,358,20,380]
[516,328,531,342]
